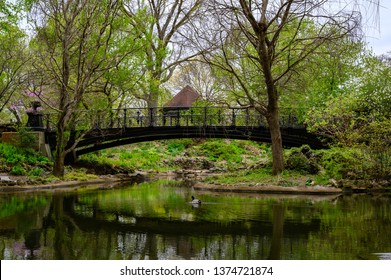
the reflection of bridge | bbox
[41,107,326,158]
[61,195,322,240]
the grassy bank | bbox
[0,142,99,184]
[1,139,390,188]
[78,139,390,188]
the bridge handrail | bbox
[39,106,305,131]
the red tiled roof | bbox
[165,85,200,108]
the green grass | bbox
[1,139,363,186]
[79,139,271,173]
[64,167,98,181]
[203,167,305,185]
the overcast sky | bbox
[365,1,391,55]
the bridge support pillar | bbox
[64,149,77,164]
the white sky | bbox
[365,1,391,55]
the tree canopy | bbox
[0,0,387,177]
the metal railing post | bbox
[123,109,127,128]
[136,110,141,126]
[204,107,207,127]
[46,114,50,132]
[176,109,180,127]
[149,108,154,127]
[231,108,236,127]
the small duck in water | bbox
[191,195,201,204]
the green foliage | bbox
[354,55,391,119]
[78,139,270,174]
[0,17,27,113]
[361,120,391,179]
[80,142,169,171]
[0,143,51,175]
[195,140,245,163]
[0,196,50,219]
[166,139,191,156]
[303,51,391,180]
[285,145,320,175]
[315,147,365,179]
[284,38,363,114]
[119,145,162,169]
[167,142,184,156]
[16,127,37,148]
[10,164,26,175]
[28,167,45,178]
[204,166,304,186]
[305,93,364,146]
[64,167,98,181]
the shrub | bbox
[286,151,312,174]
[10,165,26,176]
[167,142,185,156]
[285,145,320,175]
[196,140,245,163]
[316,147,365,179]
[28,167,45,178]
[17,127,38,148]
[362,120,391,179]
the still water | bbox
[0,180,390,260]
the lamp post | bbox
[26,101,44,130]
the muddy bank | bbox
[0,173,146,193]
[1,169,389,195]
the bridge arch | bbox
[43,106,327,160]
[69,126,325,157]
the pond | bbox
[0,180,390,260]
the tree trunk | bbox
[147,72,161,126]
[147,96,158,126]
[268,203,285,260]
[52,116,68,178]
[53,145,66,178]
[267,109,284,175]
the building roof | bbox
[164,85,200,108]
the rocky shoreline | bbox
[0,172,146,193]
[1,168,389,194]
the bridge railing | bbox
[84,107,267,129]
[84,106,302,130]
[40,106,304,131]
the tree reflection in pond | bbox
[0,181,390,259]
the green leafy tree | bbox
[354,53,391,119]
[306,51,391,142]
[0,2,27,117]
[279,38,365,120]
[122,0,205,111]
[26,0,128,177]
[305,51,391,179]
[0,0,17,31]
[200,0,368,175]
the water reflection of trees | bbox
[1,192,391,259]
[35,195,323,259]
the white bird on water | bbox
[191,195,201,204]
